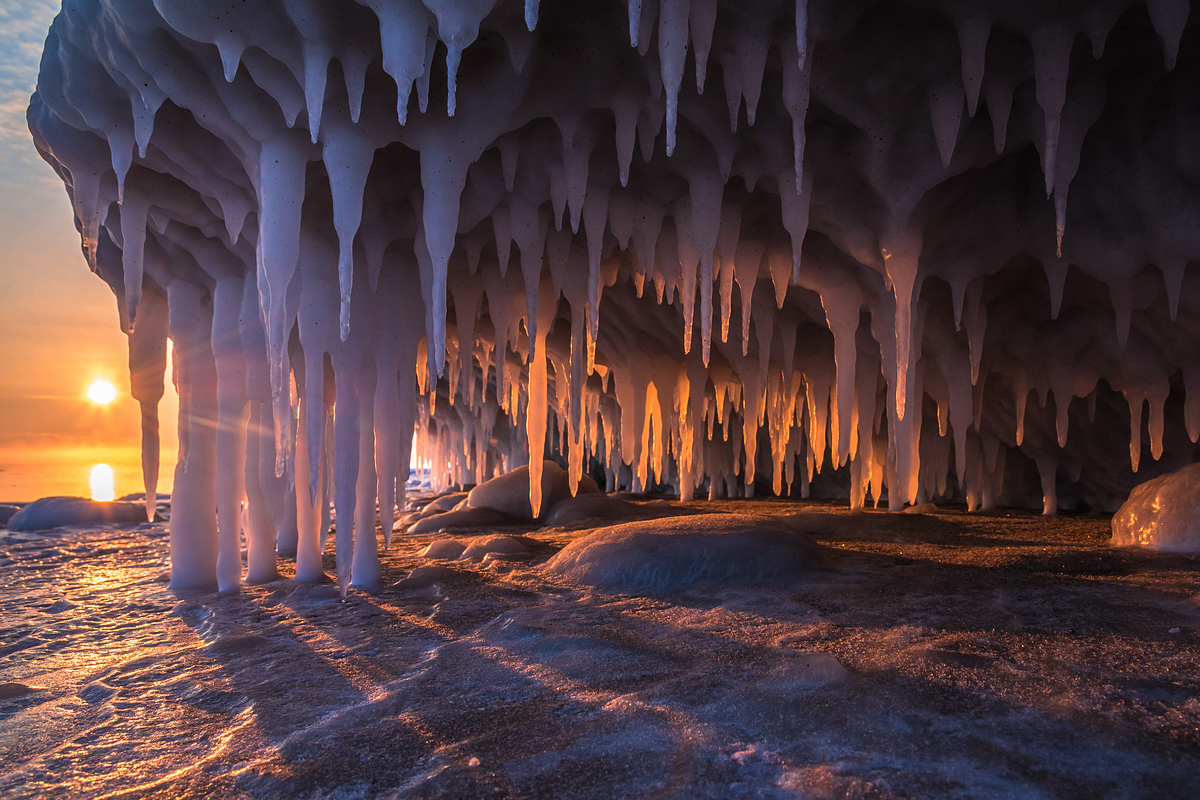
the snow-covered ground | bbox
[2,500,1199,798]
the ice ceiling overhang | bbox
[26,0,1200,589]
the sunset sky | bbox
[0,0,178,501]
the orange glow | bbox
[90,463,115,501]
[87,379,118,405]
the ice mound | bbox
[468,462,599,521]
[407,505,518,534]
[417,493,469,517]
[7,497,148,532]
[459,535,532,562]
[419,540,468,559]
[0,505,20,527]
[542,493,682,528]
[1112,462,1200,552]
[392,565,457,589]
[419,534,534,563]
[545,514,824,593]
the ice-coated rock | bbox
[1112,462,1200,552]
[468,461,599,521]
[545,513,825,592]
[7,497,148,532]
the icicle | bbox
[294,391,326,582]
[257,132,310,457]
[212,277,249,592]
[363,0,433,124]
[929,81,963,168]
[1030,24,1074,197]
[782,31,812,189]
[323,121,374,341]
[1110,280,1132,348]
[419,146,471,375]
[685,168,723,365]
[613,95,640,187]
[525,0,540,30]
[119,186,150,326]
[956,17,989,117]
[216,38,246,82]
[658,0,690,156]
[1126,392,1145,472]
[778,169,811,280]
[302,43,331,143]
[421,0,498,116]
[733,239,763,355]
[1161,260,1186,321]
[690,0,717,92]
[628,0,643,46]
[493,204,513,276]
[1145,0,1189,70]
[1014,377,1030,446]
[352,363,382,588]
[128,286,168,523]
[583,181,612,370]
[733,27,770,126]
[881,226,923,420]
[795,0,808,70]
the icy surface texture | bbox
[1112,461,1200,551]
[545,513,824,591]
[6,498,148,533]
[25,0,1200,589]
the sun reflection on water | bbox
[90,463,115,501]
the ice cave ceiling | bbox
[26,0,1200,587]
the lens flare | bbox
[87,380,118,405]
[90,463,115,502]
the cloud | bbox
[0,0,63,189]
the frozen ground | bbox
[2,500,1199,799]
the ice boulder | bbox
[419,540,467,559]
[0,504,20,527]
[468,462,599,520]
[419,535,535,562]
[459,535,532,562]
[1112,462,1200,552]
[7,497,148,532]
[545,514,826,593]
[542,493,680,528]
[407,505,518,534]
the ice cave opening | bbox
[25,0,1200,593]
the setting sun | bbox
[89,463,115,501]
[86,379,118,405]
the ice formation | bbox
[545,513,825,592]
[6,497,149,533]
[1111,461,1200,551]
[26,0,1200,591]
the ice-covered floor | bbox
[2,501,1199,798]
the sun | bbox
[87,379,118,405]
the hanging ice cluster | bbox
[27,0,1200,590]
